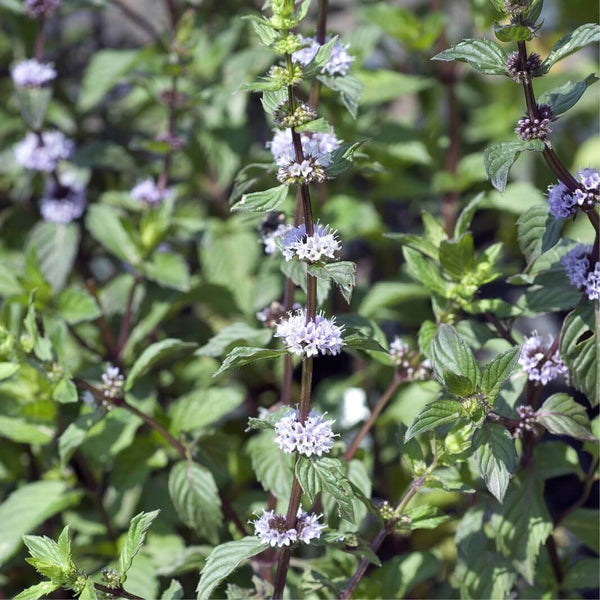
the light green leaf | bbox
[52,378,78,405]
[516,203,563,267]
[403,247,448,297]
[318,75,363,118]
[381,551,442,599]
[86,204,141,266]
[542,24,600,73]
[358,281,429,318]
[161,580,184,600]
[196,323,273,358]
[481,346,520,401]
[454,192,485,237]
[247,430,293,500]
[432,38,508,75]
[23,527,74,582]
[405,400,468,441]
[79,579,98,600]
[125,339,197,391]
[14,581,60,600]
[0,415,54,445]
[308,261,356,304]
[473,423,517,502]
[385,233,439,260]
[430,324,480,389]
[196,537,267,600]
[56,285,101,324]
[0,362,19,381]
[295,456,356,522]
[119,510,160,581]
[484,140,545,193]
[356,70,432,105]
[231,185,288,213]
[535,394,595,441]
[78,49,140,112]
[212,346,287,378]
[439,234,474,281]
[168,461,223,543]
[145,253,191,292]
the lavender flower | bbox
[561,244,600,301]
[261,223,292,255]
[274,409,335,457]
[514,405,536,438]
[24,0,61,18]
[586,262,600,300]
[11,59,56,88]
[40,172,86,224]
[547,168,600,218]
[268,130,340,168]
[14,131,73,172]
[101,365,125,400]
[292,35,354,76]
[389,337,431,379]
[515,104,554,142]
[253,510,297,547]
[256,301,301,327]
[296,511,324,544]
[518,334,568,385]
[130,178,170,206]
[281,223,341,263]
[275,309,344,357]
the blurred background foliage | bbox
[0,0,598,598]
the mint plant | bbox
[0,0,598,599]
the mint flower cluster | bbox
[389,337,431,380]
[292,35,354,76]
[275,309,344,357]
[274,409,336,457]
[546,168,600,219]
[14,131,73,173]
[518,334,568,385]
[40,173,86,224]
[11,59,56,88]
[253,509,324,548]
[130,179,171,207]
[561,244,600,301]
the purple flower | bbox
[281,223,341,263]
[518,334,568,385]
[546,168,600,218]
[515,104,554,142]
[586,262,600,300]
[296,511,325,544]
[547,181,575,219]
[14,131,73,172]
[130,178,170,206]
[274,409,336,457]
[11,59,56,88]
[292,36,354,76]
[274,309,344,357]
[253,510,297,547]
[268,130,340,168]
[514,405,536,438]
[561,244,590,287]
[24,0,61,18]
[40,173,86,223]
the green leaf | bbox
[247,430,293,500]
[439,234,474,281]
[28,222,80,292]
[560,304,599,407]
[212,346,287,377]
[0,362,19,381]
[170,387,245,433]
[303,36,339,78]
[14,581,60,600]
[473,423,517,502]
[56,285,101,324]
[481,347,520,401]
[454,192,485,238]
[562,508,599,553]
[23,527,74,582]
[494,22,532,42]
[168,461,223,543]
[356,70,432,105]
[119,510,160,582]
[79,579,98,600]
[542,24,600,73]
[196,537,267,600]
[343,331,387,353]
[0,415,53,444]
[538,74,599,116]
[78,49,140,112]
[86,204,141,266]
[563,558,600,591]
[484,140,545,193]
[308,261,356,303]
[125,339,197,391]
[58,411,104,467]
[516,204,563,267]
[161,580,184,600]
[381,551,442,599]
[535,394,595,441]
[196,323,272,358]
[430,324,480,389]
[145,253,191,292]
[246,15,279,46]
[385,233,439,260]
[51,377,77,404]
[318,75,363,118]
[326,142,364,177]
[231,185,289,213]
[403,247,448,297]
[296,456,356,522]
[405,400,468,441]
[443,370,476,397]
[491,471,553,583]
[432,38,508,75]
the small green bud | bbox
[274,101,318,129]
[71,574,88,594]
[273,33,303,54]
[102,567,121,589]
[269,64,304,86]
[20,334,35,354]
[47,362,64,382]
[379,500,395,521]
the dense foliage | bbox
[0,0,598,598]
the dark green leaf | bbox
[56,286,101,324]
[145,253,191,292]
[494,22,532,42]
[308,261,356,303]
[119,510,160,581]
[484,140,545,193]
[430,324,480,388]
[231,185,289,213]
[247,430,293,500]
[432,38,508,75]
[212,346,287,377]
[535,394,595,441]
[516,204,563,267]
[562,508,599,553]
[538,74,598,116]
[318,75,363,118]
[405,400,468,441]
[542,24,600,73]
[481,346,521,401]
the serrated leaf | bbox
[86,204,141,266]
[119,510,160,581]
[213,346,287,377]
[196,537,267,600]
[169,461,223,544]
[231,185,288,213]
[430,324,480,388]
[491,471,553,583]
[343,331,387,353]
[28,222,80,292]
[296,456,356,522]
[494,22,532,42]
[473,423,516,502]
[14,581,60,600]
[405,400,467,441]
[308,261,356,303]
[58,411,104,467]
[403,247,448,297]
[484,140,545,193]
[560,304,599,407]
[432,38,508,75]
[443,370,476,397]
[439,234,474,281]
[535,393,595,441]
[196,323,272,358]
[125,339,197,391]
[542,24,600,73]
[247,430,293,500]
[538,74,598,116]
[23,528,74,582]
[516,203,563,267]
[481,346,520,400]
[79,579,97,600]
[326,142,364,177]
